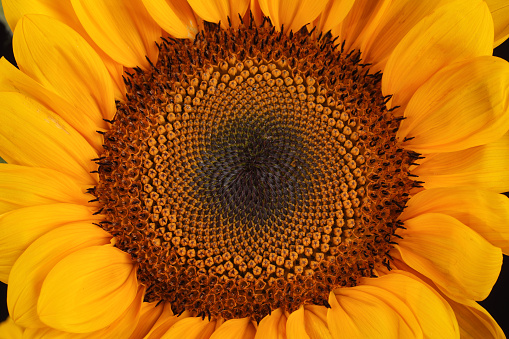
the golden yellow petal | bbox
[327,287,419,338]
[70,0,161,68]
[382,0,493,108]
[127,302,165,339]
[249,0,263,26]
[92,286,144,339]
[187,0,250,28]
[144,305,187,339]
[255,308,287,339]
[360,271,460,338]
[445,297,505,339]
[0,92,98,185]
[161,317,219,339]
[286,305,332,339]
[13,15,115,128]
[395,213,502,301]
[2,0,77,33]
[209,317,257,339]
[398,56,509,153]
[313,0,355,37]
[334,0,391,53]
[37,245,138,333]
[258,0,329,33]
[401,187,509,254]
[0,203,100,283]
[142,0,198,39]
[0,317,24,339]
[485,0,509,47]
[2,0,126,100]
[8,223,111,328]
[0,59,103,150]
[0,164,90,215]
[360,0,450,71]
[412,133,509,193]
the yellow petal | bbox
[249,0,263,26]
[91,286,144,339]
[127,302,165,339]
[0,203,100,283]
[187,0,250,28]
[161,317,220,339]
[485,0,509,47]
[334,0,391,53]
[8,223,111,328]
[142,0,198,39]
[412,133,509,193]
[382,0,493,108]
[0,317,24,339]
[0,164,90,215]
[70,0,161,68]
[360,0,450,71]
[0,59,103,150]
[286,305,332,339]
[313,0,355,36]
[398,56,509,153]
[20,288,143,338]
[2,0,128,100]
[144,305,186,339]
[2,0,77,33]
[37,245,138,333]
[327,287,419,339]
[360,271,460,338]
[258,0,330,33]
[446,297,505,339]
[394,213,502,301]
[401,187,509,254]
[13,15,115,129]
[255,308,287,339]
[209,317,257,339]
[0,92,98,185]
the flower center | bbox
[93,21,417,321]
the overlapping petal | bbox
[2,0,126,100]
[160,317,221,339]
[411,133,509,193]
[142,0,199,39]
[0,59,103,150]
[360,0,450,71]
[258,0,329,33]
[0,92,98,185]
[398,56,509,153]
[327,271,459,338]
[255,308,287,339]
[401,187,509,254]
[70,0,161,68]
[0,203,100,283]
[382,0,493,107]
[37,245,138,333]
[12,14,115,133]
[209,317,257,339]
[287,305,331,339]
[486,0,509,47]
[313,0,355,37]
[394,213,502,301]
[7,223,111,328]
[333,0,391,53]
[0,165,90,215]
[187,0,249,29]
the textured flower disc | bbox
[92,20,419,322]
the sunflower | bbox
[1,0,509,337]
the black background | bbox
[0,18,508,334]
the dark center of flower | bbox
[92,20,418,321]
